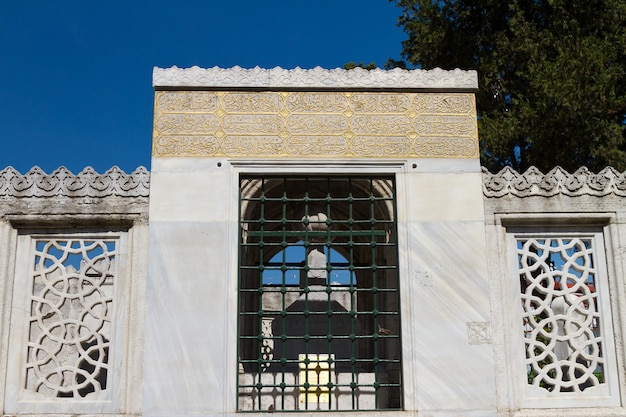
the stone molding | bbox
[482,166,626,197]
[0,166,150,198]
[153,66,478,90]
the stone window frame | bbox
[0,216,146,416]
[238,174,401,411]
[492,214,625,411]
[229,159,414,413]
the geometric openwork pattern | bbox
[26,238,116,398]
[238,175,401,411]
[517,237,605,393]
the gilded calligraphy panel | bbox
[221,136,284,156]
[156,92,219,112]
[412,95,474,114]
[350,94,411,113]
[222,93,283,113]
[286,115,348,134]
[222,115,283,134]
[351,136,412,157]
[414,137,478,157]
[285,137,349,156]
[285,94,349,113]
[156,114,220,134]
[152,90,478,158]
[351,115,413,135]
[415,115,476,136]
[154,136,220,156]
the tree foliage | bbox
[389,0,626,172]
[344,61,378,70]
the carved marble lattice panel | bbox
[516,236,612,394]
[152,91,478,158]
[25,238,117,398]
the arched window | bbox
[262,242,352,286]
[238,175,402,411]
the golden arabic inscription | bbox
[153,91,478,158]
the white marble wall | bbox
[143,156,497,416]
[144,158,237,415]
[396,159,496,415]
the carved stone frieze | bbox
[482,166,626,197]
[153,91,479,158]
[0,166,150,198]
[153,66,478,90]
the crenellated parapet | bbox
[0,166,150,198]
[5,164,626,199]
[482,165,626,197]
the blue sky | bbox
[0,1,406,174]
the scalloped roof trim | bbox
[482,166,626,197]
[6,164,623,199]
[152,66,478,90]
[0,166,150,198]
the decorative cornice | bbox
[482,166,626,197]
[153,66,478,90]
[0,166,150,198]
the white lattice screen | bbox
[5,231,127,414]
[27,238,116,398]
[510,231,620,408]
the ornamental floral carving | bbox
[0,166,150,198]
[153,66,478,90]
[482,166,626,197]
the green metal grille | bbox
[238,176,402,411]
